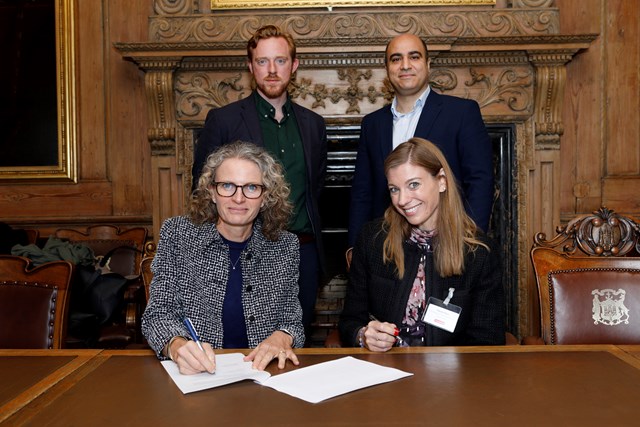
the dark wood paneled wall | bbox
[0,0,638,335]
[0,0,152,235]
[3,1,637,229]
[558,0,640,218]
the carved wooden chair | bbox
[54,225,148,347]
[140,241,157,303]
[529,207,640,345]
[141,255,154,302]
[0,255,73,349]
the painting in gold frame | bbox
[211,0,494,10]
[0,0,77,182]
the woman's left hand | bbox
[244,330,300,371]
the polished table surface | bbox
[2,345,640,426]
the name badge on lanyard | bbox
[421,287,461,333]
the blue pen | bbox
[183,317,205,352]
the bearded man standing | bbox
[192,25,327,336]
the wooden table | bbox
[3,346,640,426]
[0,349,101,424]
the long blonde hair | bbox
[382,138,488,278]
[188,141,293,241]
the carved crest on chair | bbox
[591,289,629,326]
[533,207,640,257]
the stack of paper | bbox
[161,353,412,403]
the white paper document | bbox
[162,353,413,403]
[161,353,269,394]
[259,355,413,403]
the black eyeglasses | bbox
[213,182,265,199]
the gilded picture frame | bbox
[0,0,77,182]
[211,0,494,10]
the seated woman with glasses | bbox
[339,138,505,351]
[142,141,304,374]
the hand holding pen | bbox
[183,317,205,352]
[364,315,407,352]
[169,317,216,375]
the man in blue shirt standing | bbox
[348,34,493,246]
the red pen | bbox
[369,314,405,346]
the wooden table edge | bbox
[0,349,103,423]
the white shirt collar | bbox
[391,86,431,119]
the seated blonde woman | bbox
[340,138,505,350]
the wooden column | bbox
[139,59,182,238]
[523,51,575,335]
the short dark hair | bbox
[247,25,297,61]
[384,35,429,65]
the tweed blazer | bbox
[348,90,493,245]
[339,219,505,347]
[142,216,304,358]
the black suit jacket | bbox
[348,90,493,245]
[339,219,505,347]
[193,93,328,257]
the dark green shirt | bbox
[254,92,312,234]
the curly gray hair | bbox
[189,141,293,241]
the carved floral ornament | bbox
[149,11,559,43]
[533,207,640,257]
[174,65,532,119]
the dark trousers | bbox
[298,241,319,335]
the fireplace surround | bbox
[115,1,596,337]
